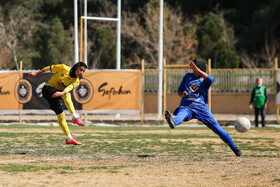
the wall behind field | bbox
[144,93,276,115]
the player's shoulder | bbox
[59,64,71,70]
[52,64,71,71]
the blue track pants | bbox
[173,105,236,150]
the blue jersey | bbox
[178,73,214,106]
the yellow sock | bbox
[56,112,70,136]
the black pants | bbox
[42,85,63,115]
[254,107,265,127]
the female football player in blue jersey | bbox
[165,59,242,156]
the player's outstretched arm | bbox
[28,68,46,77]
[188,60,208,79]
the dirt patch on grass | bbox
[0,155,280,186]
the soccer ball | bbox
[235,117,251,133]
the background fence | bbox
[144,68,275,93]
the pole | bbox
[274,58,278,94]
[80,16,83,62]
[84,0,88,65]
[207,59,212,110]
[74,0,79,64]
[163,58,166,119]
[116,0,121,69]
[274,58,279,123]
[158,0,163,118]
[19,60,22,123]
[141,59,145,123]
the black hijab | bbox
[69,62,88,78]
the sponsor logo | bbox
[190,82,199,92]
[98,82,131,100]
[73,78,93,104]
[15,79,32,104]
[0,86,10,95]
[36,82,46,97]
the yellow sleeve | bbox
[64,84,74,93]
[43,66,51,72]
[64,79,80,93]
[73,79,80,88]
[49,64,68,73]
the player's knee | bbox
[51,105,63,115]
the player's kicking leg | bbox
[193,105,242,156]
[72,116,86,126]
[62,93,86,126]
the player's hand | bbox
[265,103,268,109]
[249,104,253,109]
[189,60,199,72]
[52,91,63,98]
[181,91,189,98]
[28,72,37,77]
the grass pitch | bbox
[0,124,280,186]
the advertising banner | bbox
[74,70,141,113]
[23,73,82,111]
[0,70,141,114]
[0,72,21,110]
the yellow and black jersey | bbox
[44,64,79,93]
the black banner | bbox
[22,73,82,111]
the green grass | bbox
[1,124,279,186]
[273,179,280,183]
[0,163,128,173]
[0,124,280,158]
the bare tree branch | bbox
[0,4,36,70]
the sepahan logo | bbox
[15,79,32,103]
[98,82,131,99]
[73,78,93,104]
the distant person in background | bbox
[29,62,88,145]
[249,77,268,127]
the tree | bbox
[89,25,116,69]
[33,17,73,69]
[213,40,239,68]
[197,12,239,68]
[122,0,198,68]
[0,2,38,69]
[0,42,12,69]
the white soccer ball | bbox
[235,117,251,133]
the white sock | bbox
[71,113,79,120]
[66,135,73,140]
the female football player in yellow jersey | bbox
[29,62,88,145]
